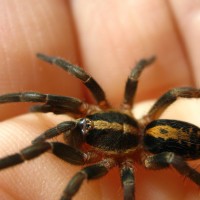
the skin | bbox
[0,0,200,199]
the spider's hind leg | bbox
[142,87,200,124]
[144,152,200,186]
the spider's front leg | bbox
[0,92,99,116]
[37,53,110,109]
[0,141,86,170]
[0,117,93,169]
[32,120,77,144]
[0,140,115,200]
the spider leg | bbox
[122,56,155,111]
[142,87,200,123]
[32,120,77,144]
[120,160,135,200]
[60,158,115,200]
[37,53,110,109]
[32,115,95,147]
[0,142,88,170]
[0,92,99,115]
[30,104,82,115]
[144,152,200,185]
[30,102,100,116]
[29,94,86,115]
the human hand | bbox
[0,1,200,200]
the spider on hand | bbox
[0,53,200,200]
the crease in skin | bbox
[0,187,18,200]
[0,2,16,91]
[12,1,39,89]
[37,1,59,49]
[173,2,200,88]
[166,1,195,86]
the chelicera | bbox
[1,53,200,200]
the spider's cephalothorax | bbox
[1,54,200,200]
[83,111,139,154]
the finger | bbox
[0,113,106,200]
[134,99,200,200]
[0,0,82,119]
[1,99,200,200]
[169,1,200,86]
[71,0,193,106]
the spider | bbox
[0,53,200,200]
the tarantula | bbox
[0,53,200,200]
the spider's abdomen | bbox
[143,119,200,159]
[85,111,139,154]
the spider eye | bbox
[79,118,94,135]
